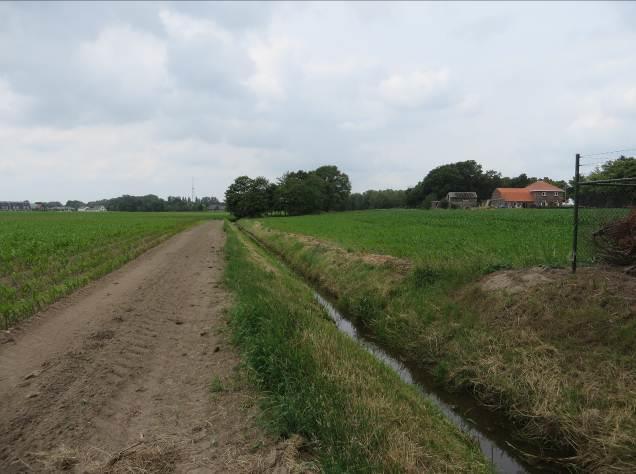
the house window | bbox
[554,192,559,196]
[541,192,547,196]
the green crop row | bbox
[0,212,224,328]
[259,208,626,275]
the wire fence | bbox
[571,152,636,272]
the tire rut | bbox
[0,221,298,473]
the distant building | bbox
[490,181,566,208]
[445,192,478,209]
[208,202,226,211]
[0,201,31,211]
[78,205,107,212]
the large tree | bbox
[314,165,352,211]
[407,160,501,206]
[276,172,326,215]
[225,176,273,218]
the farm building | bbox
[445,192,478,208]
[208,202,226,211]
[490,181,566,208]
[0,201,31,211]
[78,205,107,212]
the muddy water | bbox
[315,292,544,474]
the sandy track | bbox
[0,221,284,473]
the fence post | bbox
[572,153,581,273]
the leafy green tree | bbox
[225,176,272,217]
[407,160,500,205]
[576,156,636,207]
[65,200,86,210]
[276,172,326,215]
[314,165,352,211]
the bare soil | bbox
[0,222,309,473]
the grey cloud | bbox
[1,2,636,202]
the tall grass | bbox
[223,222,491,473]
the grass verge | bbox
[239,218,636,472]
[223,222,491,473]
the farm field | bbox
[259,208,624,272]
[0,211,226,328]
[241,209,636,472]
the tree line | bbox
[576,156,636,207]
[225,165,352,218]
[62,195,223,212]
[405,160,569,208]
[225,156,635,218]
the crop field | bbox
[243,208,636,471]
[0,212,226,328]
[258,208,623,273]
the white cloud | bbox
[159,9,232,43]
[2,2,636,201]
[378,69,452,108]
[570,111,620,131]
[243,36,295,100]
[0,78,33,123]
[78,25,169,97]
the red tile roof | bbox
[493,188,534,202]
[525,180,564,192]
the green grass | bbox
[259,208,624,272]
[223,222,491,473]
[0,211,225,328]
[242,209,636,471]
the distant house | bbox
[446,192,478,208]
[0,201,31,211]
[49,206,74,212]
[78,205,107,212]
[208,202,226,211]
[490,181,566,208]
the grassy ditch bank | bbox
[223,222,491,473]
[239,218,636,472]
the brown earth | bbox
[0,221,312,473]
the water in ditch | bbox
[315,292,559,474]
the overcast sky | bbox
[1,1,635,202]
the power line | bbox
[579,161,607,168]
[580,147,636,158]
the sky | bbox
[1,1,635,202]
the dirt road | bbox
[0,221,287,473]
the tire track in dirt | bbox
[0,221,306,473]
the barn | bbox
[445,192,478,208]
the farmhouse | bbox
[0,201,31,211]
[208,202,226,211]
[446,192,478,208]
[490,181,566,208]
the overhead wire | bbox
[579,147,636,158]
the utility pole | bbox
[191,177,195,202]
[571,153,580,273]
